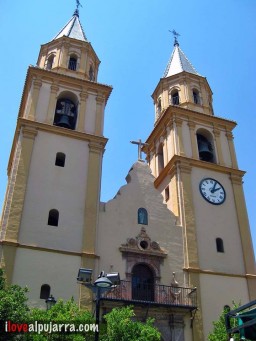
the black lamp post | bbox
[77,268,120,341]
[45,294,56,310]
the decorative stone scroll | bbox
[119,227,167,257]
[119,227,167,282]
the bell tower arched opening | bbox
[53,92,78,130]
[196,130,215,163]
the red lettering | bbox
[6,321,28,333]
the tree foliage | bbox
[25,298,95,341]
[208,303,249,341]
[102,306,161,341]
[0,269,30,340]
[0,270,161,341]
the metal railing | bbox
[101,280,197,309]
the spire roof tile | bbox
[53,11,87,42]
[163,43,200,77]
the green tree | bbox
[102,306,161,341]
[25,298,95,341]
[208,303,249,341]
[0,269,30,340]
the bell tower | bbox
[144,36,256,339]
[0,8,112,306]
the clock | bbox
[199,178,226,205]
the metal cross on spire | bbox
[130,139,148,161]
[76,0,82,9]
[74,0,82,16]
[169,29,180,46]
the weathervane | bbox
[169,29,180,46]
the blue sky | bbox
[0,0,255,251]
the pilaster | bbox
[177,160,199,269]
[95,95,105,136]
[213,127,224,165]
[188,121,198,159]
[60,42,70,68]
[77,90,88,131]
[175,118,185,156]
[230,174,256,278]
[82,142,104,254]
[28,79,42,120]
[4,126,38,242]
[45,83,59,124]
[226,132,238,168]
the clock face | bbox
[199,178,226,205]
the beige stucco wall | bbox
[12,248,80,308]
[18,131,89,252]
[97,161,184,286]
[191,167,245,274]
[200,274,249,338]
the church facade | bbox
[1,9,255,341]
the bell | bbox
[56,115,71,129]
[198,140,213,162]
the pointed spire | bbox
[52,5,87,42]
[163,33,200,78]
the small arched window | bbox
[216,238,224,253]
[171,91,179,105]
[46,55,55,70]
[53,98,77,130]
[193,89,200,104]
[55,152,66,167]
[40,284,51,299]
[48,209,59,227]
[68,56,77,71]
[138,208,148,225]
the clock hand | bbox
[211,181,217,193]
[212,187,221,193]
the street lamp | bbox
[45,294,56,310]
[77,268,120,341]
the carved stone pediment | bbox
[119,227,167,258]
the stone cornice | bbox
[0,240,99,258]
[154,155,245,189]
[184,267,256,279]
[7,118,108,175]
[145,105,237,149]
[17,66,112,123]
